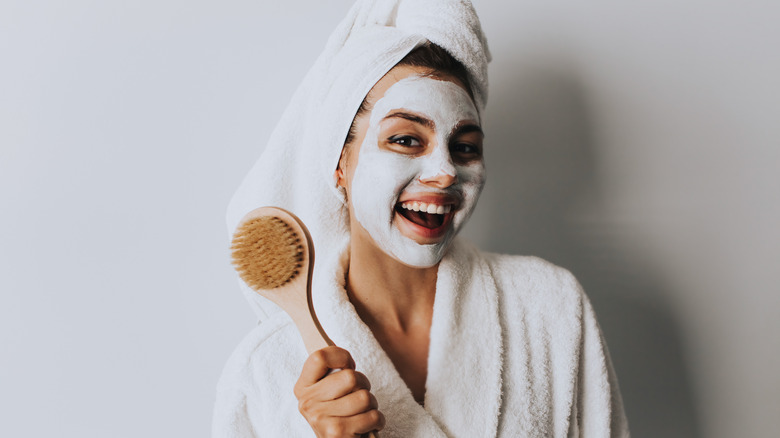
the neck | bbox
[346,229,438,333]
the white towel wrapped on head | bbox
[226,0,490,321]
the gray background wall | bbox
[1,0,777,436]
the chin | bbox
[389,239,452,268]
[387,218,459,268]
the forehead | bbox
[368,75,480,128]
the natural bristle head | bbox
[231,216,304,290]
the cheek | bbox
[457,161,486,193]
[351,149,417,220]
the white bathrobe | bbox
[212,239,629,437]
[215,1,629,436]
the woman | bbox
[214,1,628,437]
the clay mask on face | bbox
[350,76,486,267]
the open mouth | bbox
[395,201,453,230]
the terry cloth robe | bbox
[212,239,630,437]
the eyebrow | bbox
[382,111,436,130]
[382,111,484,137]
[453,123,484,138]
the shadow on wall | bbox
[477,56,701,437]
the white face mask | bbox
[350,76,486,267]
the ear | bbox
[334,146,351,188]
[334,166,346,188]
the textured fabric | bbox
[212,240,629,437]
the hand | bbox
[294,346,385,438]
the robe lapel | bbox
[312,240,502,437]
[424,240,504,438]
[313,245,449,437]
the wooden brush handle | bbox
[233,207,380,438]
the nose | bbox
[418,143,458,188]
[420,171,457,188]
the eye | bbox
[452,142,477,154]
[450,142,482,161]
[388,135,422,148]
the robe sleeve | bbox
[212,387,258,438]
[211,316,314,438]
[569,295,631,437]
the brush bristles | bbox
[231,216,304,290]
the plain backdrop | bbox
[1,1,778,437]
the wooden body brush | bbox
[231,206,379,438]
[231,206,333,354]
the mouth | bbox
[394,200,456,239]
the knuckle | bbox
[309,350,327,367]
[297,398,313,415]
[355,389,371,407]
[323,420,344,438]
[310,411,327,426]
[332,346,353,367]
[293,382,304,399]
[339,369,357,387]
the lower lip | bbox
[394,208,454,241]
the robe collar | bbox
[313,239,503,437]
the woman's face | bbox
[337,65,486,268]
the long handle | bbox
[282,208,379,438]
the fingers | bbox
[319,388,378,417]
[353,408,385,435]
[295,346,356,394]
[294,347,385,437]
[313,409,385,437]
[300,407,385,437]
[300,368,372,404]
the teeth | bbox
[400,202,452,215]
